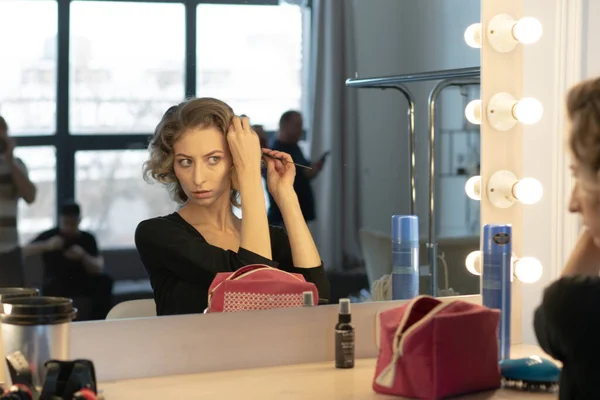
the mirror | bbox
[0,0,481,321]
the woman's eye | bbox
[208,156,221,165]
[178,159,192,167]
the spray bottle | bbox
[335,298,354,369]
[482,224,512,360]
[391,215,419,300]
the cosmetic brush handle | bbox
[262,152,312,170]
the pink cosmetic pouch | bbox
[373,295,501,399]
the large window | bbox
[0,1,57,136]
[196,3,304,130]
[70,2,186,134]
[75,150,176,248]
[14,147,57,245]
[0,0,309,249]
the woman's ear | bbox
[230,166,240,191]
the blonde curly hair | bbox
[143,97,239,206]
[567,77,600,180]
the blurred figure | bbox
[239,115,268,148]
[252,124,268,149]
[0,116,37,287]
[268,111,327,226]
[24,202,113,320]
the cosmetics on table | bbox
[391,215,419,300]
[335,298,354,369]
[482,224,512,361]
[303,291,314,307]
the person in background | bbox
[135,98,329,315]
[249,124,270,209]
[534,76,600,399]
[268,110,327,226]
[252,124,269,149]
[23,202,113,320]
[0,116,37,287]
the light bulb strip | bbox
[488,170,543,208]
[487,92,518,131]
[480,0,541,346]
[486,93,544,130]
[464,250,542,283]
[486,14,543,53]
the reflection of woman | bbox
[534,77,600,399]
[135,98,329,315]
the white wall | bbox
[520,0,597,344]
[352,0,480,239]
[585,0,600,77]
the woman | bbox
[135,98,329,316]
[534,77,600,399]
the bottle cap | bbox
[392,215,418,244]
[303,291,314,306]
[339,298,350,315]
[482,224,512,253]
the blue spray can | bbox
[391,215,419,300]
[482,224,512,361]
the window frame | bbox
[12,0,309,234]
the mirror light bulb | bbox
[464,23,482,48]
[512,17,543,45]
[464,99,482,125]
[514,257,543,283]
[513,178,543,204]
[513,97,543,124]
[465,250,481,275]
[464,176,481,200]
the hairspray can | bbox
[391,215,419,300]
[482,224,512,361]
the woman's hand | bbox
[226,116,262,175]
[263,149,296,201]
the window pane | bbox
[70,2,185,134]
[13,146,57,245]
[75,150,177,249]
[196,4,304,130]
[0,1,57,136]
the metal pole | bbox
[427,77,480,297]
[346,67,480,88]
[346,84,416,215]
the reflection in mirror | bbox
[0,0,481,321]
[341,0,482,302]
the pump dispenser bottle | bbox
[335,298,355,369]
[303,291,314,307]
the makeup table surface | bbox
[100,344,558,399]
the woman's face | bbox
[569,159,600,245]
[173,126,234,207]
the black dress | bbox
[533,275,600,399]
[134,213,330,316]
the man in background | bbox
[24,202,113,320]
[239,115,268,148]
[268,110,327,226]
[0,115,37,287]
[252,124,269,149]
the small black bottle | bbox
[335,298,355,369]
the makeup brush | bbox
[262,152,312,170]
